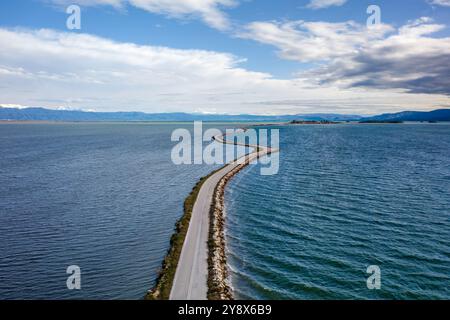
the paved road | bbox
[170,132,277,300]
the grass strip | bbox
[145,167,222,300]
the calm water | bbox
[226,124,450,300]
[0,122,228,300]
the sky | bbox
[0,0,449,115]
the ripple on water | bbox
[0,123,229,299]
[226,124,450,300]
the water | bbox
[0,122,228,300]
[226,124,450,300]
[2,122,449,300]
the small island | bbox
[289,120,339,125]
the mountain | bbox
[361,109,450,122]
[0,107,362,122]
[1,106,448,122]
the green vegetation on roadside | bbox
[145,168,222,300]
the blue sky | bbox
[0,0,449,114]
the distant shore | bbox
[1,119,449,126]
[2,107,449,122]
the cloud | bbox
[0,27,276,113]
[305,18,450,95]
[240,17,450,96]
[0,27,448,114]
[239,20,394,62]
[0,104,31,109]
[129,0,237,30]
[49,0,124,7]
[46,0,238,30]
[307,0,347,9]
[429,0,450,7]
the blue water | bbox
[226,124,450,300]
[0,122,227,300]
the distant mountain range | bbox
[0,106,449,122]
[360,109,450,122]
[0,107,363,122]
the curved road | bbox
[169,130,277,300]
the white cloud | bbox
[0,104,31,109]
[429,0,450,7]
[47,0,238,30]
[0,27,448,115]
[239,17,450,96]
[239,20,393,62]
[0,27,277,113]
[49,0,124,7]
[307,0,347,9]
[306,18,450,95]
[129,0,237,30]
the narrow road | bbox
[169,130,277,300]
